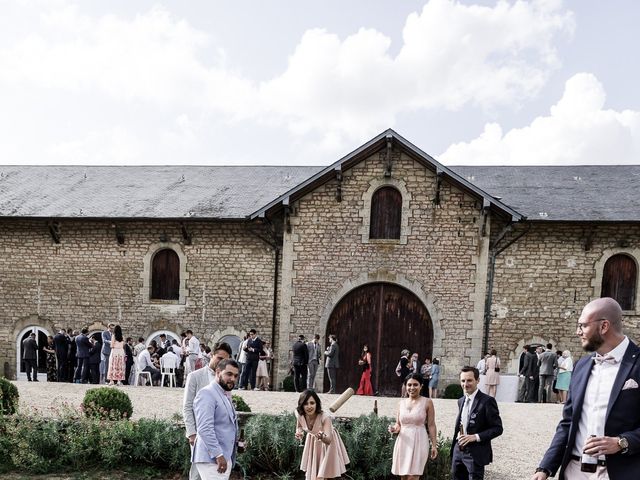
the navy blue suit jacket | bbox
[539,340,640,480]
[75,334,92,359]
[451,389,503,466]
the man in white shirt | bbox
[533,297,640,480]
[138,345,161,385]
[186,330,200,373]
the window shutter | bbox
[151,249,180,300]
[601,254,637,310]
[369,187,402,239]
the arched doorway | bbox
[147,330,181,349]
[324,283,433,396]
[219,335,243,361]
[16,326,51,381]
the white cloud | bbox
[439,73,640,165]
[0,0,575,163]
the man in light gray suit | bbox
[183,342,232,480]
[324,334,340,394]
[192,359,239,480]
[307,334,321,390]
[538,343,558,403]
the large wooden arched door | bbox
[324,283,433,396]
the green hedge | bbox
[1,411,452,479]
[443,383,463,399]
[0,377,19,415]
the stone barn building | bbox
[1,129,638,393]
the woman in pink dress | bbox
[107,325,126,385]
[484,349,501,397]
[295,390,350,480]
[356,345,374,396]
[389,373,438,480]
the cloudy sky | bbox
[1,0,638,166]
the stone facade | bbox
[3,143,639,392]
[276,151,491,387]
[489,222,640,373]
[1,219,277,378]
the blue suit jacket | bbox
[192,382,238,465]
[451,389,503,466]
[539,340,640,480]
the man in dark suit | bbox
[451,366,503,480]
[324,334,340,394]
[53,329,68,382]
[521,345,540,403]
[292,335,309,392]
[532,297,640,480]
[74,327,92,383]
[239,328,263,390]
[22,332,39,381]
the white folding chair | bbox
[134,358,152,387]
[160,355,178,388]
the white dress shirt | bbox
[573,336,629,458]
[138,349,154,370]
[461,388,481,442]
[188,336,200,356]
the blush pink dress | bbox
[391,396,430,476]
[297,412,350,480]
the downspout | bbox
[482,221,531,355]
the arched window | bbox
[369,186,402,239]
[151,249,180,300]
[601,254,637,310]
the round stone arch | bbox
[210,326,247,361]
[146,329,181,347]
[319,271,444,357]
[591,248,640,313]
[358,177,413,245]
[12,314,55,380]
[141,242,189,309]
[506,336,557,375]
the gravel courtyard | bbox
[15,381,562,479]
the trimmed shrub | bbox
[81,387,133,420]
[237,413,302,477]
[232,394,251,412]
[340,414,395,479]
[282,374,295,392]
[443,383,463,399]
[0,377,19,415]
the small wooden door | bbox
[324,283,433,396]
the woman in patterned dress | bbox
[43,335,57,382]
[107,325,126,385]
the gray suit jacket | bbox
[192,382,238,464]
[307,341,321,364]
[183,366,214,438]
[22,338,38,360]
[325,342,340,368]
[538,350,558,376]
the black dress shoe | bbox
[33,379,39,382]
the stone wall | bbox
[489,222,640,373]
[276,149,492,388]
[1,219,277,378]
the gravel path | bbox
[15,381,562,479]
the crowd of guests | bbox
[396,349,441,398]
[516,342,573,404]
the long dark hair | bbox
[114,325,123,342]
[296,390,322,416]
[404,372,424,385]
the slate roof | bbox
[0,166,323,219]
[450,165,640,222]
[0,159,638,223]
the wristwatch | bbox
[535,467,551,477]
[618,436,629,454]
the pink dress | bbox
[297,412,350,480]
[485,355,501,386]
[391,396,430,476]
[107,340,126,381]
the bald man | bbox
[532,298,640,480]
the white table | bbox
[479,374,519,402]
